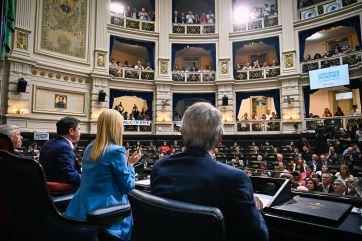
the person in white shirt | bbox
[138,8,148,21]
[206,11,214,24]
[265,110,272,120]
[134,61,144,70]
[186,10,195,24]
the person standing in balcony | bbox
[134,61,144,70]
[138,8,148,21]
[186,10,195,24]
[173,10,181,23]
[206,10,215,24]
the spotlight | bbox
[233,6,250,24]
[110,3,124,15]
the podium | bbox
[250,176,362,241]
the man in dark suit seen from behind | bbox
[39,117,82,187]
[151,102,268,241]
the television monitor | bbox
[309,64,349,90]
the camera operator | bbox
[315,120,328,155]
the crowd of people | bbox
[109,59,153,76]
[303,45,360,62]
[309,105,361,118]
[172,10,215,24]
[235,59,279,71]
[1,101,361,241]
[113,102,151,121]
[115,5,155,21]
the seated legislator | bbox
[39,117,82,187]
[151,102,268,241]
[0,124,23,151]
[65,110,141,241]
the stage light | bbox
[110,3,124,15]
[233,6,250,24]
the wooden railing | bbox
[301,51,362,74]
[110,67,154,80]
[235,66,280,80]
[233,15,278,32]
[110,14,155,32]
[172,71,216,82]
[172,23,215,34]
[298,0,357,20]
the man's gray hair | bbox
[181,102,224,151]
[0,124,19,137]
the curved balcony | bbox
[111,14,155,32]
[233,15,278,32]
[172,71,216,82]
[301,51,362,74]
[298,0,357,20]
[172,23,215,34]
[236,120,281,133]
[235,66,280,80]
[110,67,155,80]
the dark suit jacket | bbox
[317,183,334,193]
[151,147,269,241]
[172,15,182,23]
[39,136,81,186]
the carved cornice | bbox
[31,67,92,85]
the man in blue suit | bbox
[151,102,269,241]
[39,117,82,187]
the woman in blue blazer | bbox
[65,109,142,241]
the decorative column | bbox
[217,0,233,80]
[217,83,235,133]
[157,0,172,81]
[280,0,298,76]
[6,0,36,124]
[89,77,110,133]
[93,0,110,74]
[155,84,173,134]
[280,77,302,133]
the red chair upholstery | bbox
[47,182,76,196]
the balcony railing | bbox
[301,51,362,74]
[172,71,216,82]
[235,66,280,80]
[303,116,362,132]
[110,14,155,32]
[110,67,154,80]
[236,120,281,133]
[298,0,357,20]
[172,23,215,34]
[233,15,278,32]
[124,120,152,133]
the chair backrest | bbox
[0,150,97,241]
[0,134,14,153]
[128,189,225,241]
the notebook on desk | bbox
[271,195,352,225]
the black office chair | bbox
[128,189,225,241]
[0,150,131,241]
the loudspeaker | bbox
[17,78,27,93]
[222,95,228,106]
[98,90,106,102]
